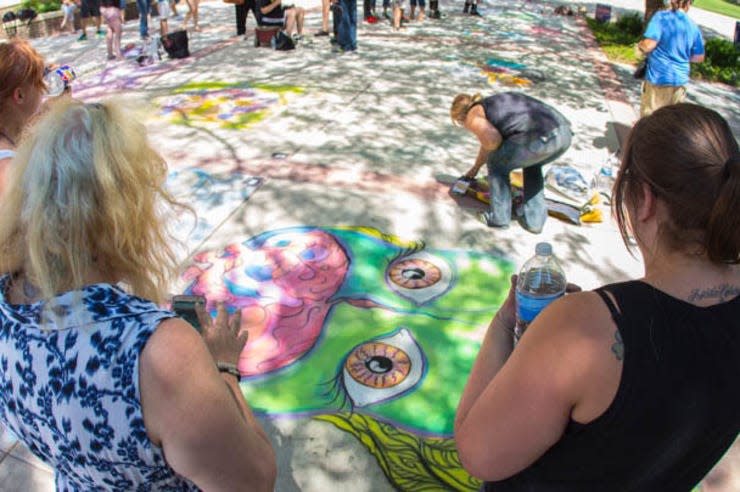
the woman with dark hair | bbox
[455,103,739,490]
[637,0,705,117]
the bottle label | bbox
[516,291,563,323]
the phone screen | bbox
[171,295,206,331]
[452,178,471,195]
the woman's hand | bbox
[196,302,247,366]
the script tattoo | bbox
[611,330,624,361]
[687,284,740,303]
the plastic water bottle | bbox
[43,65,76,97]
[514,242,566,343]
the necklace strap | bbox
[0,130,16,147]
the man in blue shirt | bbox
[638,0,705,117]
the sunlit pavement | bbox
[1,0,738,490]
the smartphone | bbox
[172,295,206,331]
[452,178,471,195]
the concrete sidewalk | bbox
[0,0,738,490]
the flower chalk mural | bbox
[180,226,515,491]
[156,82,303,130]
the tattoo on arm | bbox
[611,330,624,361]
[687,284,740,303]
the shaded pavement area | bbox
[1,0,739,490]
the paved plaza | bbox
[0,0,739,489]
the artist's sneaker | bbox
[292,33,303,41]
[77,33,87,41]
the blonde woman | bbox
[450,92,572,233]
[0,99,276,491]
[181,0,200,31]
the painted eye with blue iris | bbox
[340,328,426,408]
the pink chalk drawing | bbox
[182,229,350,375]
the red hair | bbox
[0,39,46,104]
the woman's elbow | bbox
[455,432,513,482]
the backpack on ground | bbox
[273,30,295,51]
[161,30,190,59]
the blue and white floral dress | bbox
[0,274,200,491]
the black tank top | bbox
[475,93,569,139]
[484,280,740,492]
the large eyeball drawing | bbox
[342,328,425,407]
[386,252,452,305]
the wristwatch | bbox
[216,362,241,380]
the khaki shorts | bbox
[640,81,686,118]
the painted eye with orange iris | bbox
[386,252,453,306]
[388,259,441,290]
[345,342,411,389]
[341,328,426,408]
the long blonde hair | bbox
[0,99,186,304]
[450,93,483,126]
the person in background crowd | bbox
[100,0,124,59]
[450,92,572,234]
[462,0,480,16]
[637,0,704,117]
[77,0,104,40]
[0,39,47,192]
[257,0,304,40]
[59,0,79,33]
[136,0,152,39]
[0,98,278,491]
[181,0,201,31]
[455,103,739,491]
[235,0,257,37]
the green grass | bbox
[692,0,740,20]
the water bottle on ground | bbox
[515,242,566,343]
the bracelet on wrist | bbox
[217,361,241,381]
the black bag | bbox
[161,30,190,59]
[633,59,647,79]
[273,30,295,51]
[16,8,37,21]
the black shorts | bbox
[80,0,101,18]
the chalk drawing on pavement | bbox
[156,82,303,129]
[180,226,515,491]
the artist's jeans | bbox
[136,0,151,37]
[485,121,572,233]
[337,0,357,50]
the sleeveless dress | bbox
[0,274,201,491]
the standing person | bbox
[455,103,740,491]
[462,0,480,15]
[450,92,572,233]
[77,0,104,40]
[409,0,423,21]
[235,0,257,37]
[0,39,47,192]
[59,0,79,33]
[637,0,704,117]
[334,0,356,51]
[136,0,151,39]
[181,0,200,31]
[158,0,171,36]
[100,0,124,59]
[0,99,278,491]
[315,0,331,36]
